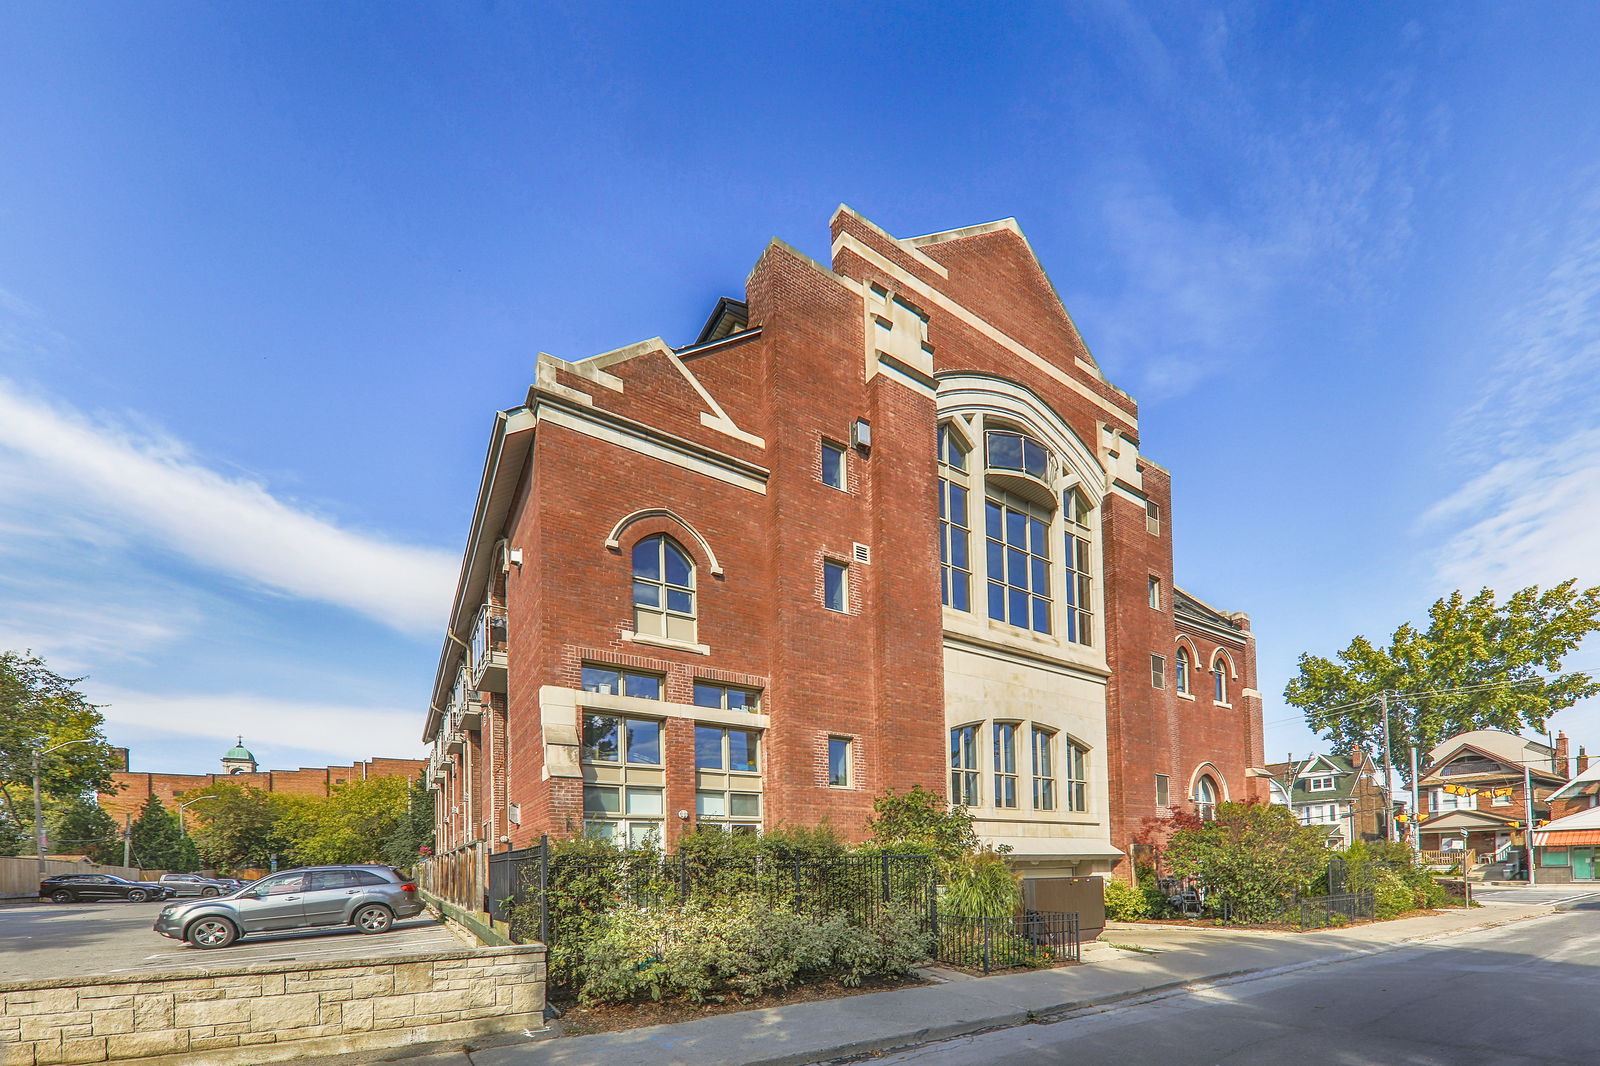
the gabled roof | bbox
[1263,753,1367,804]
[1173,586,1248,645]
[691,298,749,347]
[1549,760,1600,801]
[1420,730,1565,786]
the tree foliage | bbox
[0,651,124,850]
[1284,582,1600,785]
[130,795,198,872]
[187,782,285,871]
[47,796,122,864]
[866,785,980,860]
[380,775,436,868]
[1165,802,1328,924]
[291,777,410,866]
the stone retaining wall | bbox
[0,943,545,1066]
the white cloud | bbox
[94,687,427,766]
[0,379,457,635]
[1428,180,1600,595]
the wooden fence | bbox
[0,856,167,899]
[418,842,487,914]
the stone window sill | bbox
[624,631,711,656]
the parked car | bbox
[39,874,174,903]
[157,874,242,898]
[153,865,425,949]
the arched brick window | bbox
[632,535,695,642]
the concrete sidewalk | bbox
[329,901,1556,1066]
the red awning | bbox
[1533,830,1600,847]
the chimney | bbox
[1557,731,1571,778]
[1579,746,1590,776]
[1349,745,1364,769]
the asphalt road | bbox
[868,908,1600,1066]
[1467,883,1600,908]
[0,900,465,983]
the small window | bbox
[823,560,849,612]
[986,429,1049,479]
[1150,654,1166,690]
[1213,664,1228,703]
[582,665,662,701]
[693,682,761,713]
[828,737,852,787]
[1148,576,1161,610]
[821,441,847,490]
[1307,775,1336,791]
[993,722,1019,809]
[1146,500,1161,536]
[1155,774,1170,808]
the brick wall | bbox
[101,759,426,829]
[0,944,543,1066]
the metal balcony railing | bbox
[469,603,508,693]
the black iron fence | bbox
[1274,890,1375,930]
[932,911,1080,973]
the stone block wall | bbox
[0,944,544,1066]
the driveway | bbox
[0,899,466,983]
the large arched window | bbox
[1195,774,1219,820]
[1212,651,1233,704]
[1175,646,1191,695]
[632,535,695,641]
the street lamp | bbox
[32,739,94,882]
[177,796,216,835]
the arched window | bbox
[1175,646,1190,694]
[1212,652,1232,704]
[1195,775,1219,820]
[632,535,695,641]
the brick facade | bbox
[423,208,1264,882]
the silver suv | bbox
[153,865,425,949]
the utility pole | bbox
[1379,690,1398,842]
[1524,763,1538,886]
[1410,746,1422,858]
[123,814,131,869]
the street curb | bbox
[790,906,1564,1065]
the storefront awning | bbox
[1533,830,1600,847]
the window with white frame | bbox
[632,535,695,642]
[938,425,972,612]
[1062,489,1093,645]
[1213,655,1230,703]
[1031,727,1056,811]
[823,560,849,612]
[985,492,1052,633]
[694,725,761,833]
[828,736,852,787]
[950,725,979,807]
[1148,576,1162,609]
[993,722,1019,809]
[1306,775,1336,791]
[1151,654,1166,689]
[693,682,760,713]
[1155,773,1171,808]
[821,440,847,490]
[582,714,665,846]
[1175,647,1191,695]
[581,665,662,701]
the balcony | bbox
[428,750,449,787]
[469,603,508,693]
[458,693,483,732]
[445,722,465,755]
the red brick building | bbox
[100,740,425,829]
[422,208,1265,883]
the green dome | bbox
[223,738,255,760]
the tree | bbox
[188,782,285,871]
[46,796,122,864]
[0,651,124,849]
[1284,582,1600,785]
[1165,802,1329,924]
[129,795,197,871]
[292,777,408,866]
[380,774,436,868]
[867,785,980,860]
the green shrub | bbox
[1166,802,1327,924]
[574,896,929,1005]
[1102,876,1150,921]
[1372,870,1415,919]
[940,849,1020,918]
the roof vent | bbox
[853,542,871,564]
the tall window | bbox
[1063,490,1093,645]
[632,535,695,642]
[1175,647,1190,695]
[1213,657,1229,703]
[1063,741,1088,812]
[1031,727,1056,811]
[828,737,852,787]
[1146,499,1161,535]
[986,493,1051,633]
[821,440,847,490]
[986,429,1049,479]
[950,725,979,807]
[1150,654,1166,689]
[1155,773,1171,808]
[1195,775,1219,820]
[1148,576,1162,609]
[938,425,972,612]
[993,722,1019,809]
[582,714,664,846]
[823,560,849,612]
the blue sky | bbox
[2,3,1598,776]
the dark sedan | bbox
[40,874,174,903]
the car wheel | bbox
[49,890,74,904]
[354,904,394,934]
[185,917,238,949]
[127,889,148,903]
[200,887,219,897]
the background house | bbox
[1263,751,1387,848]
[1416,729,1571,879]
